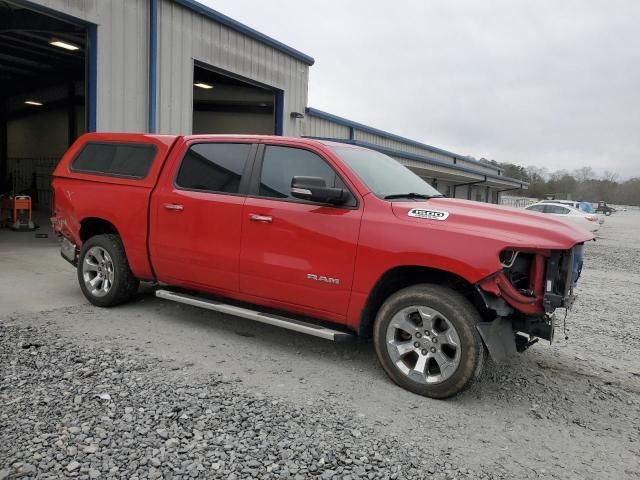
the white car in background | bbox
[540,199,581,209]
[539,199,605,224]
[526,202,601,232]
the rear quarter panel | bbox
[51,133,178,280]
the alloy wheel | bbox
[82,246,115,297]
[385,305,461,384]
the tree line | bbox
[479,160,640,206]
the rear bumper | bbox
[60,237,78,267]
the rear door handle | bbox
[164,203,184,211]
[249,213,272,223]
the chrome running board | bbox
[155,289,354,342]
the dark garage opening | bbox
[192,63,281,135]
[0,1,87,211]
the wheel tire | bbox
[77,234,139,307]
[373,284,486,399]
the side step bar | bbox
[155,289,354,342]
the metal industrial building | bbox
[0,0,526,208]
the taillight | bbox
[587,215,598,222]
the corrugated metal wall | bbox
[303,112,525,202]
[353,130,505,176]
[303,115,351,139]
[97,0,149,131]
[454,159,501,176]
[26,0,150,132]
[355,130,453,163]
[26,0,310,136]
[300,119,486,200]
[25,0,99,23]
[304,111,509,180]
[307,116,504,177]
[156,0,309,136]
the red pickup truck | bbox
[51,133,593,398]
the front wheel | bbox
[77,234,139,307]
[373,284,486,399]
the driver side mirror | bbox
[290,176,347,205]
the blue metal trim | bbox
[305,136,527,187]
[274,91,284,135]
[305,107,504,172]
[172,0,315,66]
[87,24,98,132]
[148,0,158,133]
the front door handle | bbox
[249,213,272,223]
[164,203,184,211]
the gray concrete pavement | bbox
[0,213,84,316]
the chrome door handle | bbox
[164,203,184,211]
[249,213,272,223]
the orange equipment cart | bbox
[0,195,36,231]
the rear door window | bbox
[175,143,252,194]
[71,143,157,178]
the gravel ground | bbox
[1,209,640,479]
[0,324,492,480]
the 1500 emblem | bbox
[408,208,449,221]
[307,274,340,285]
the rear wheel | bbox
[77,234,139,307]
[373,284,485,399]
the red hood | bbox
[391,197,594,250]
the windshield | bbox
[331,146,442,199]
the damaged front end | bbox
[474,244,585,362]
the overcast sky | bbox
[205,0,640,179]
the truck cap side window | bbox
[258,145,355,206]
[175,143,252,194]
[71,142,157,178]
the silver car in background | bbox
[539,199,605,224]
[526,202,601,232]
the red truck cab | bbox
[52,133,593,398]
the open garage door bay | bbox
[0,1,89,210]
[193,62,283,136]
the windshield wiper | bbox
[383,193,443,200]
